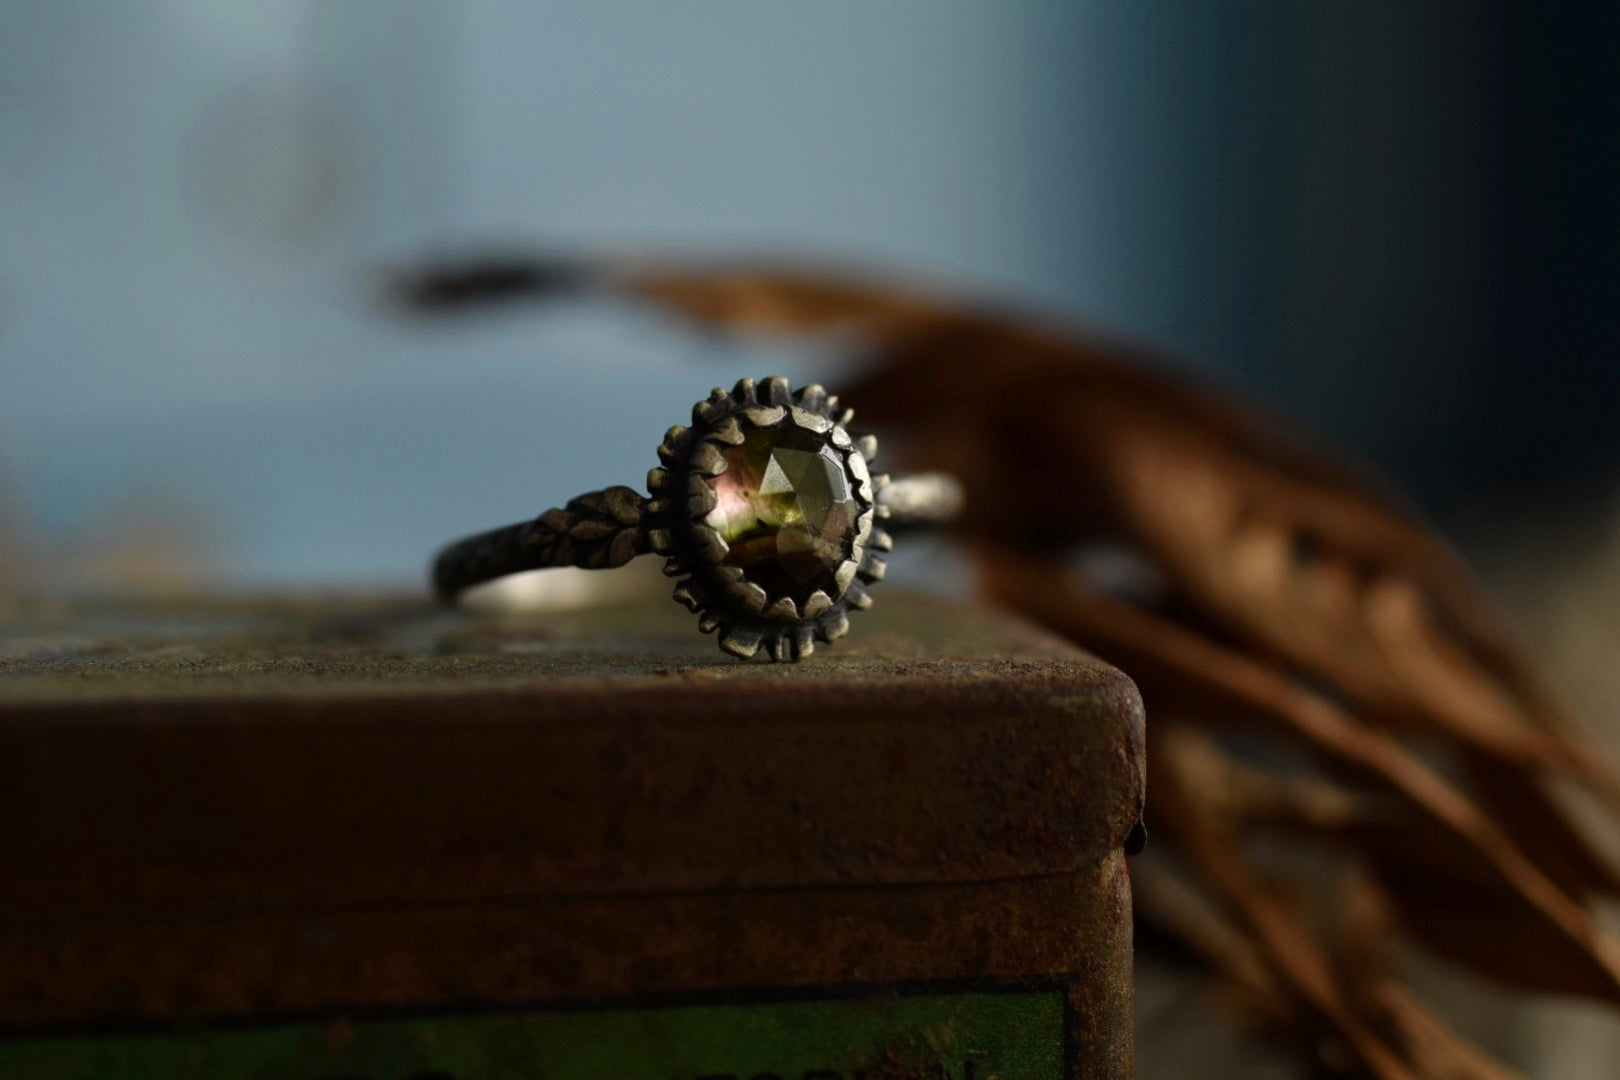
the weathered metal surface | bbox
[0,591,1143,1077]
[1,868,1116,1026]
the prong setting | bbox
[642,377,893,661]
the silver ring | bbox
[432,377,963,660]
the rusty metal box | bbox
[0,592,1144,1078]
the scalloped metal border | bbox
[643,376,891,661]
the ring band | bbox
[432,377,963,660]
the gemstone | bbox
[703,420,858,605]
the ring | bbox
[432,376,963,661]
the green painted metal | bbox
[0,988,1065,1079]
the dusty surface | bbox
[0,589,1095,701]
[0,591,1144,1077]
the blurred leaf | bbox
[395,255,1620,1079]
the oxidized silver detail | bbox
[431,377,961,661]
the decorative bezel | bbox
[643,376,892,660]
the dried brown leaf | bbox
[394,255,1620,1076]
[570,260,1620,895]
[979,552,1620,1005]
[1139,727,1620,1000]
[1461,749,1620,901]
[1132,854,1289,1015]
[1332,873,1526,1080]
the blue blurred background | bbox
[2,2,1616,589]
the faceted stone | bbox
[703,420,857,605]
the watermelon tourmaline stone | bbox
[702,421,858,605]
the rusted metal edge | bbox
[0,666,1144,915]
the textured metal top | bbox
[0,591,1144,913]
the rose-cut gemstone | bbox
[703,421,857,604]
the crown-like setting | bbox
[644,377,891,660]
